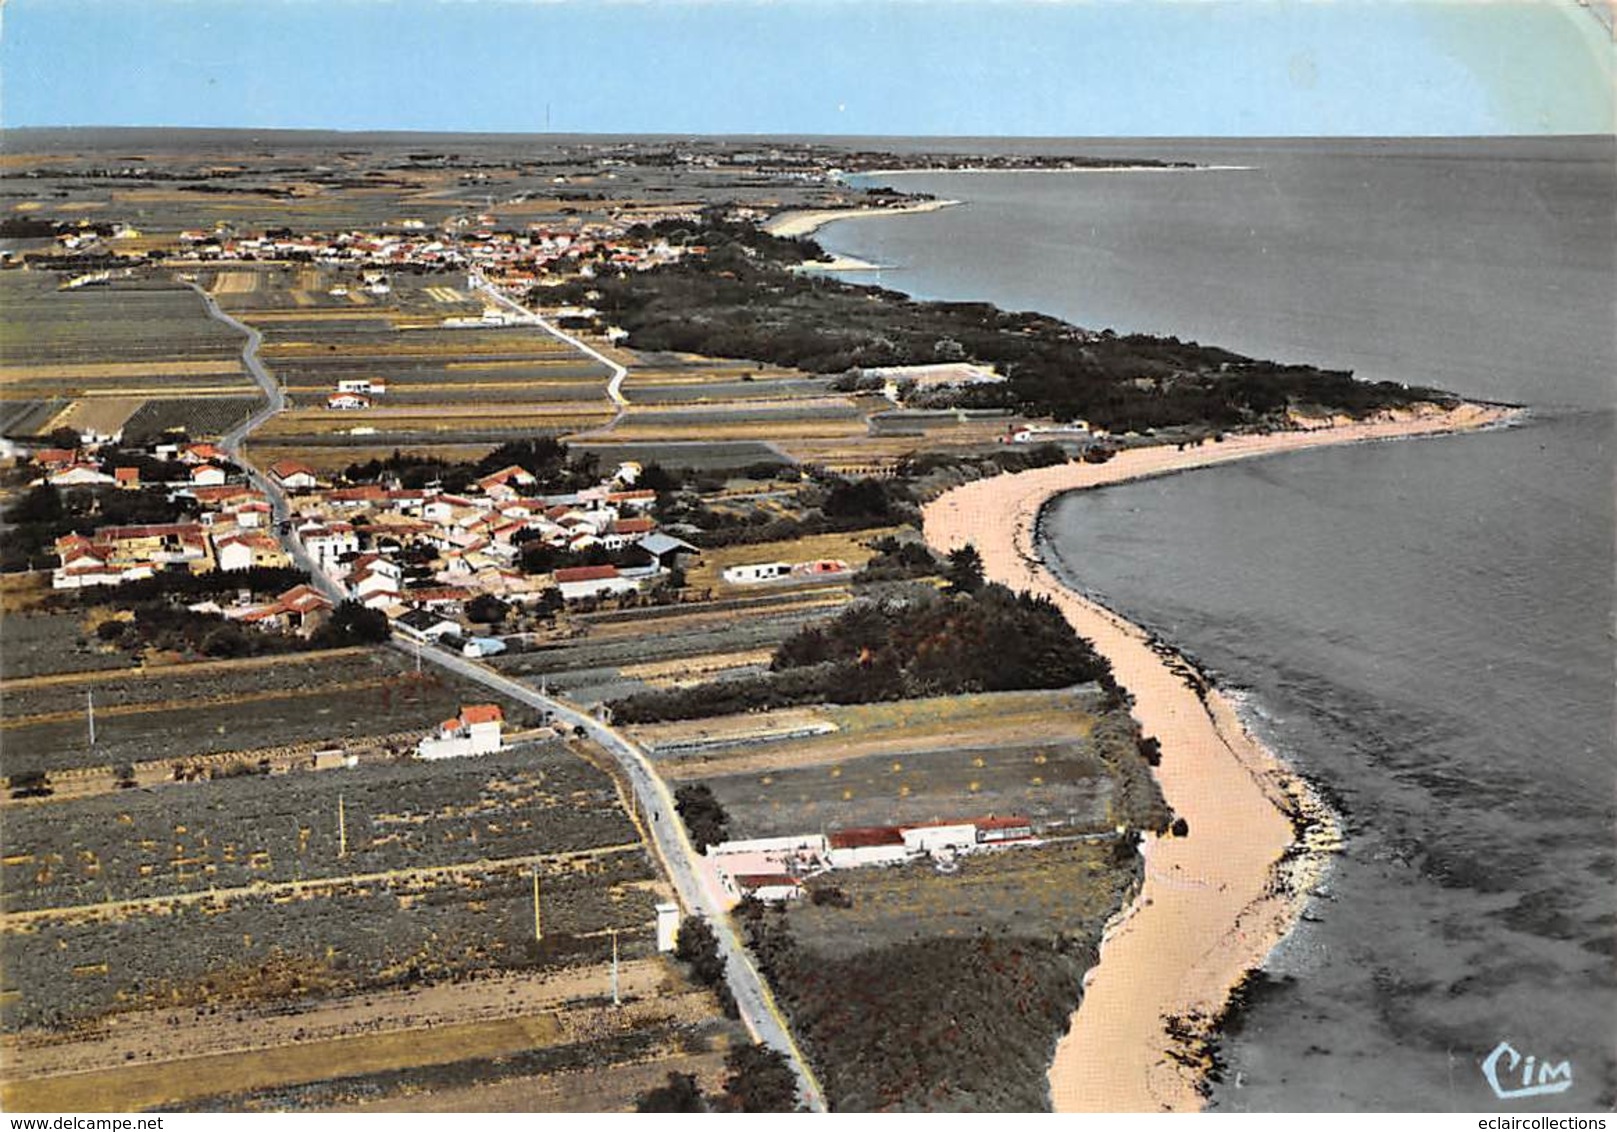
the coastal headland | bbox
[921,401,1516,1112]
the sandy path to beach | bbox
[921,403,1514,1112]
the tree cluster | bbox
[674,783,730,852]
[734,900,1090,1110]
[574,229,1444,434]
[635,1042,800,1113]
[608,584,1111,724]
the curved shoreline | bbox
[761,198,960,240]
[920,402,1518,1112]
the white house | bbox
[417,704,504,760]
[327,392,372,411]
[826,826,911,870]
[300,522,359,569]
[190,464,228,487]
[730,874,803,903]
[269,459,319,491]
[553,564,658,601]
[394,607,462,642]
[213,532,287,571]
[347,554,404,600]
[901,822,979,857]
[47,465,117,487]
[708,834,829,858]
[722,561,792,585]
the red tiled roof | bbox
[827,826,905,850]
[973,816,1034,832]
[734,874,801,890]
[554,565,618,583]
[99,523,206,541]
[460,704,504,726]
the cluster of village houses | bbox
[41,440,699,643]
[173,208,708,295]
[703,816,1038,905]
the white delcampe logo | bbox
[1481,1040,1574,1100]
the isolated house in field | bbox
[722,561,791,585]
[326,392,372,411]
[269,459,319,492]
[417,703,504,760]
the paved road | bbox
[469,273,630,415]
[191,278,826,1111]
[391,640,827,1112]
[191,282,346,602]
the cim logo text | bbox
[1481,1040,1573,1100]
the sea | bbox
[819,137,1616,1112]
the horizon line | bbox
[5,124,1613,143]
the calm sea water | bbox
[823,137,1616,1111]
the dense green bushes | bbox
[573,226,1441,434]
[607,583,1110,723]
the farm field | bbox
[196,267,622,450]
[642,688,1116,772]
[1,646,527,779]
[634,685,1168,838]
[490,593,852,705]
[0,271,262,442]
[789,841,1135,961]
[570,440,792,472]
[682,528,899,593]
[694,739,1116,840]
[0,611,138,681]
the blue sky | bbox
[3,0,1612,136]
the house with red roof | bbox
[417,703,505,760]
[269,459,319,491]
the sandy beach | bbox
[920,402,1516,1112]
[762,198,959,240]
[791,252,884,273]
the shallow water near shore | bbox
[822,137,1616,1110]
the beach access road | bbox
[390,639,828,1114]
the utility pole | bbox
[337,794,347,858]
[610,928,621,1007]
[86,690,95,748]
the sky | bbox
[2,0,1613,137]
